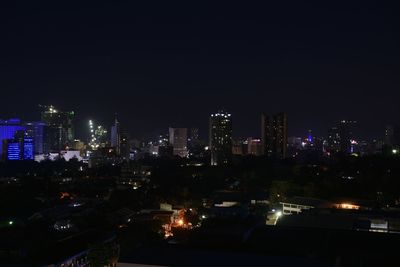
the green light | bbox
[8,221,13,225]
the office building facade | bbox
[0,119,25,158]
[3,130,34,161]
[209,110,232,166]
[41,105,74,152]
[261,113,288,159]
[25,121,47,155]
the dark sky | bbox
[1,1,399,140]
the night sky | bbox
[1,1,399,140]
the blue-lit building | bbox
[1,126,34,161]
[25,121,47,155]
[23,138,34,160]
[0,119,25,158]
[3,137,34,161]
[6,141,21,160]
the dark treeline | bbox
[1,154,400,210]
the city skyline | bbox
[0,104,389,140]
[0,104,394,142]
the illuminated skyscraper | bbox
[40,105,74,152]
[0,118,25,158]
[89,120,108,150]
[209,110,232,166]
[339,120,357,153]
[3,130,34,161]
[25,121,47,155]
[169,127,188,158]
[261,113,288,159]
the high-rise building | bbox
[261,113,288,159]
[89,120,108,150]
[41,105,74,152]
[189,128,199,142]
[338,120,356,153]
[111,116,121,155]
[120,131,131,160]
[383,125,400,155]
[0,119,25,158]
[272,113,288,159]
[95,125,108,148]
[261,114,272,156]
[5,141,21,160]
[384,125,400,147]
[169,127,188,158]
[384,125,395,146]
[209,110,232,166]
[25,121,47,155]
[326,126,340,154]
[23,138,34,160]
[3,130,34,161]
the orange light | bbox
[60,192,70,199]
[337,203,360,210]
[177,219,184,226]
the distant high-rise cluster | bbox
[326,120,357,154]
[0,103,397,163]
[209,110,232,166]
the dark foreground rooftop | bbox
[120,222,400,267]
